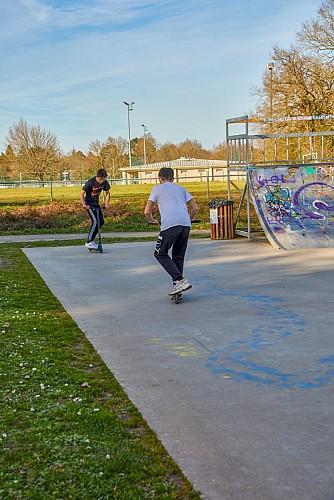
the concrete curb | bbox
[0,230,210,244]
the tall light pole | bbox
[123,101,135,168]
[267,62,274,123]
[141,124,147,165]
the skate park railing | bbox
[226,115,334,249]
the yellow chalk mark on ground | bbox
[172,345,199,357]
[146,339,199,357]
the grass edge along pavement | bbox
[0,241,201,499]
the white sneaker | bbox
[168,279,192,296]
[85,241,98,250]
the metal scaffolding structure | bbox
[226,115,334,240]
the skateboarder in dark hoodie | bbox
[80,168,110,250]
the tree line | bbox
[1,0,334,181]
[0,119,227,182]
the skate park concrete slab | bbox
[23,239,334,500]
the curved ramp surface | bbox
[248,164,334,249]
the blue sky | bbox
[0,0,322,154]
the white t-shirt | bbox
[149,182,192,231]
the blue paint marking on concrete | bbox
[195,278,334,389]
[320,356,334,363]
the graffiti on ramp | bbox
[248,164,334,249]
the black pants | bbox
[87,207,104,242]
[154,225,190,282]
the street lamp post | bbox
[267,62,274,122]
[123,101,135,168]
[141,124,147,165]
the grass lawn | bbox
[0,240,201,499]
[0,182,259,235]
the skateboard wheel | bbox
[170,292,182,303]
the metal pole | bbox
[141,124,147,165]
[267,62,274,132]
[226,118,231,199]
[270,69,273,120]
[123,101,135,168]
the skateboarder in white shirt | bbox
[144,167,199,296]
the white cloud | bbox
[17,0,176,28]
[20,0,53,23]
[0,0,323,153]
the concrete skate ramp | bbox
[248,164,334,249]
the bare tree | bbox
[87,140,104,169]
[255,46,334,133]
[253,0,334,137]
[297,0,334,61]
[6,119,62,181]
[88,136,130,177]
[177,139,207,159]
[155,142,179,162]
[62,149,91,181]
[131,133,157,165]
[211,142,227,160]
[101,136,128,176]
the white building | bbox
[119,157,228,183]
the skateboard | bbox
[171,292,183,304]
[88,246,103,253]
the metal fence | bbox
[0,172,246,190]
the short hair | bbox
[96,168,108,178]
[158,167,174,181]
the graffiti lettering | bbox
[293,182,334,220]
[249,165,334,249]
[256,174,295,186]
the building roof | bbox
[119,157,227,172]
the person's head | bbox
[158,167,174,182]
[96,168,108,183]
